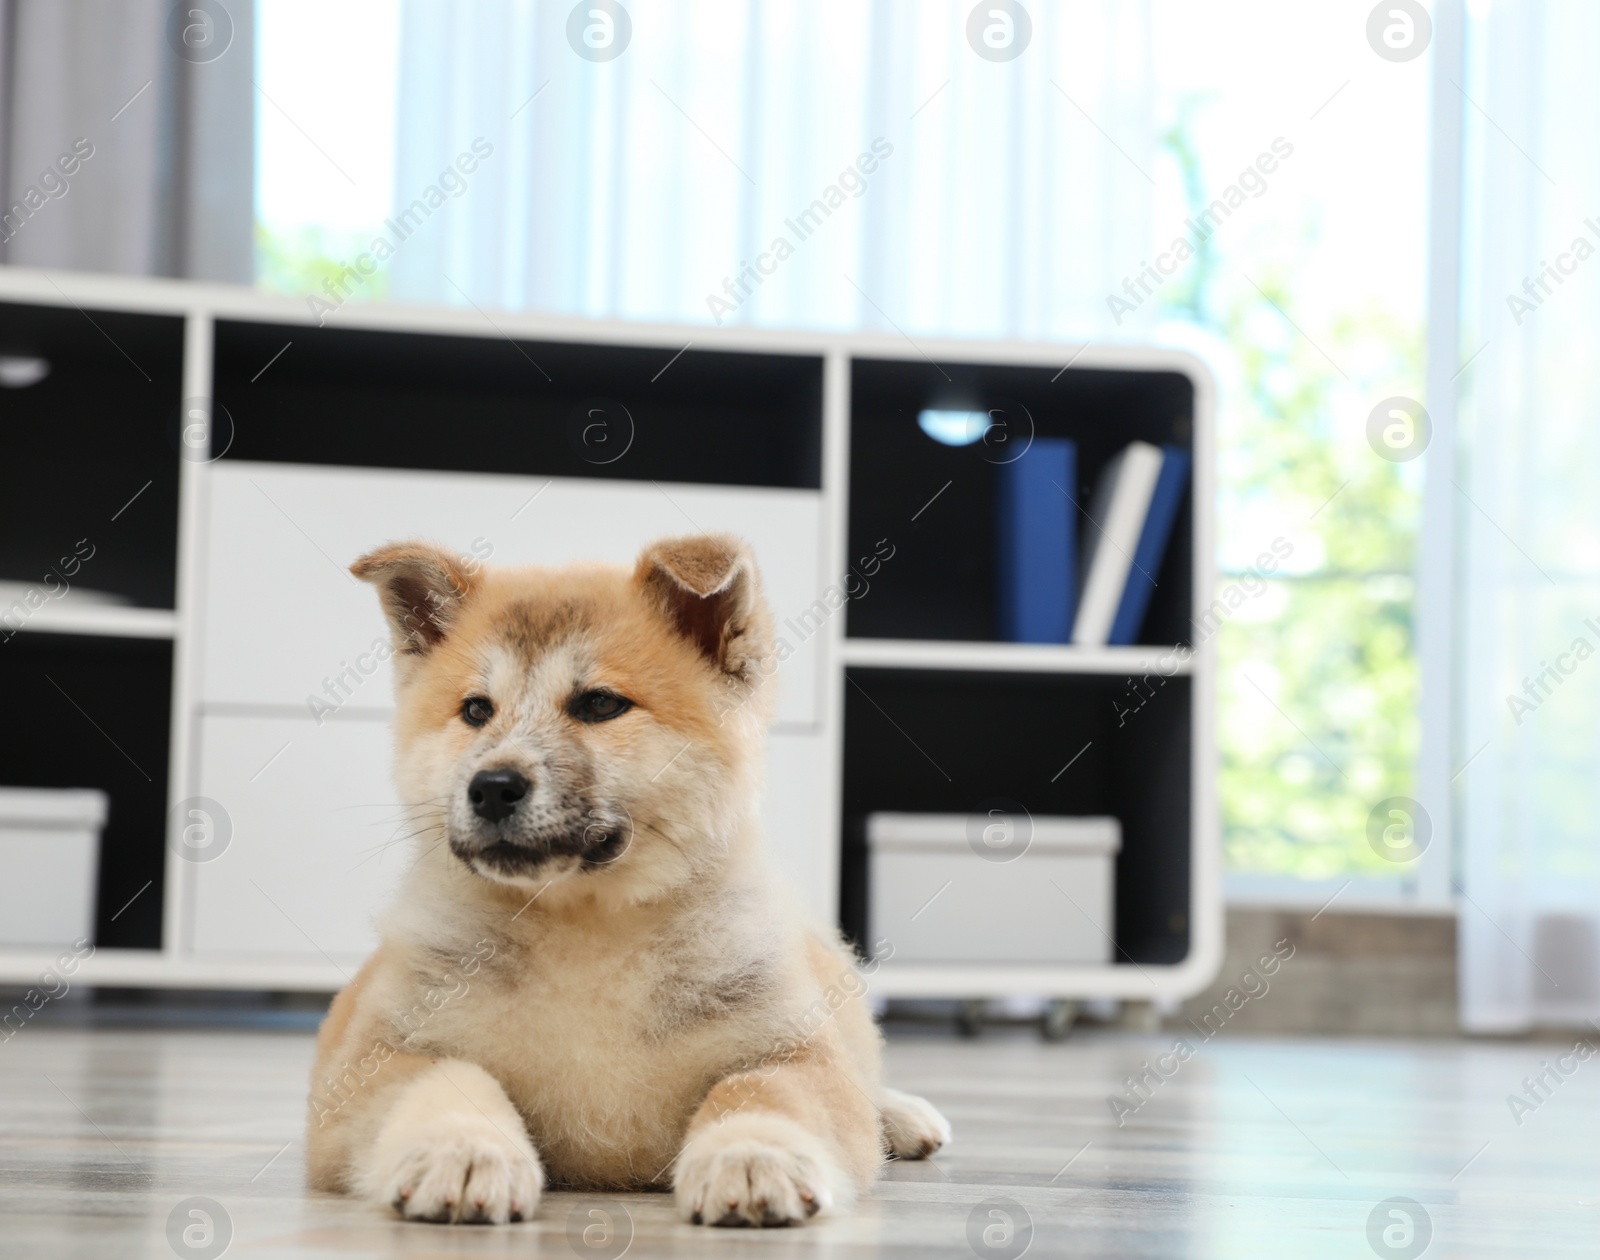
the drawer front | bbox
[188,715,832,959]
[0,829,97,947]
[188,712,401,960]
[869,850,1115,964]
[197,463,827,727]
[763,730,829,920]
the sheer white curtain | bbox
[1457,1,1600,1031]
[388,0,1154,339]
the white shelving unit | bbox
[841,638,1196,676]
[0,266,1219,1003]
[4,605,179,640]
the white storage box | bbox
[867,812,1120,964]
[0,787,106,947]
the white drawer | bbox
[187,713,831,958]
[197,463,827,727]
[188,712,400,960]
[762,730,830,920]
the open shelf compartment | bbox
[0,300,184,612]
[840,666,1192,969]
[846,356,1195,646]
[212,320,824,488]
[0,633,173,951]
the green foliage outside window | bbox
[256,223,391,305]
[1159,105,1424,879]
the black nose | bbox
[468,768,529,822]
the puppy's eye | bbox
[570,690,633,723]
[461,696,494,727]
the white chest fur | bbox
[379,888,799,1186]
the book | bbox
[1108,444,1190,645]
[1071,441,1165,646]
[996,437,1075,643]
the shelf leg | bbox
[955,998,986,1038]
[1041,998,1079,1042]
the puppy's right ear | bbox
[350,541,482,655]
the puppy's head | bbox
[352,534,776,904]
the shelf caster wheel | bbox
[1042,999,1078,1042]
[956,999,986,1038]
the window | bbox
[254,1,399,298]
[1144,3,1433,904]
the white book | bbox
[1071,441,1165,646]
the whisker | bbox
[401,835,448,875]
[350,814,449,865]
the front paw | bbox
[880,1087,952,1160]
[674,1112,844,1227]
[370,1118,544,1224]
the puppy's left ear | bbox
[634,533,773,677]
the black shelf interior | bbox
[0,301,184,609]
[0,633,173,950]
[847,357,1194,645]
[212,320,823,488]
[840,667,1191,967]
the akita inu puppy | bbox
[307,534,949,1226]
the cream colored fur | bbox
[306,534,948,1228]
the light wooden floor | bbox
[2,1022,1595,1258]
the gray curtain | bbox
[0,0,254,280]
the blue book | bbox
[1107,444,1190,645]
[996,437,1075,642]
